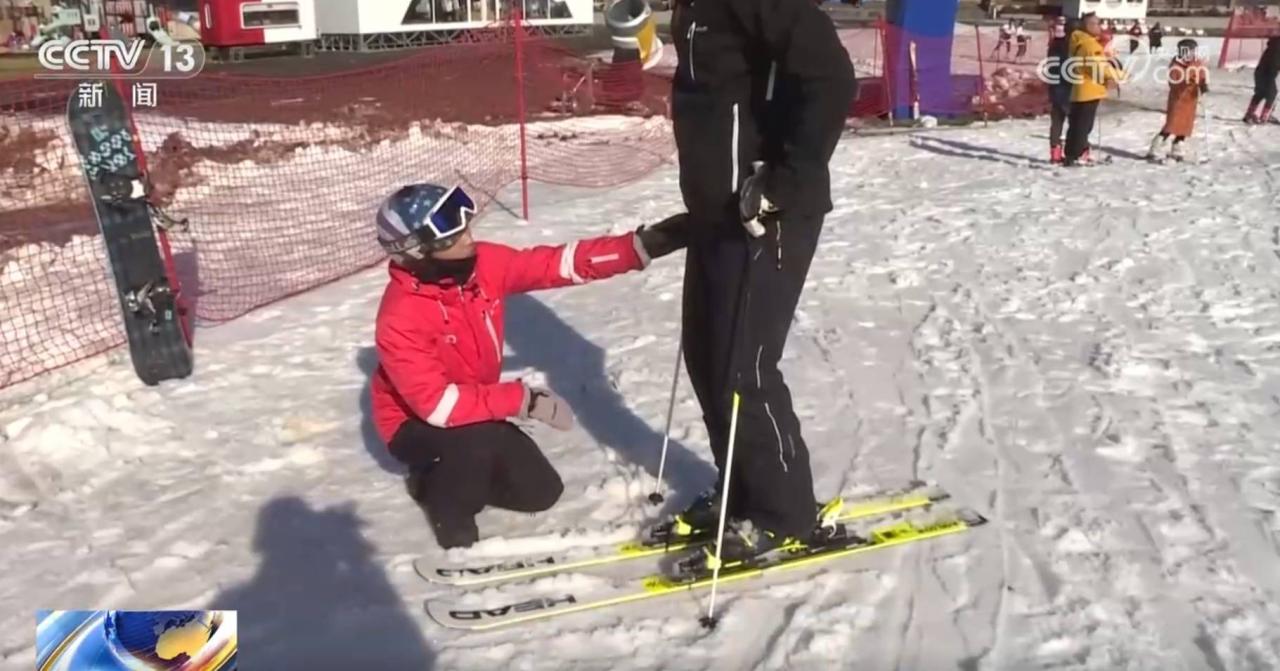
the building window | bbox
[242,2,301,28]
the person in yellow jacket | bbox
[1064,13,1124,166]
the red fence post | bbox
[974,24,989,127]
[514,5,530,222]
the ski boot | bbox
[681,499,850,575]
[646,488,724,544]
[1146,134,1167,161]
[1169,140,1187,163]
[1050,144,1064,165]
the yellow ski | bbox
[425,508,986,631]
[414,485,950,587]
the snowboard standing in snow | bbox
[67,81,193,385]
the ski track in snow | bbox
[2,65,1280,670]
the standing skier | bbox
[1244,36,1280,124]
[669,0,857,561]
[1128,21,1143,55]
[1147,39,1208,163]
[994,20,1014,61]
[1148,22,1164,54]
[1064,13,1122,167]
[1046,16,1072,164]
[1014,20,1029,63]
[372,182,689,549]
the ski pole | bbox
[701,237,758,631]
[701,390,742,630]
[648,340,683,505]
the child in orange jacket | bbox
[1147,39,1208,163]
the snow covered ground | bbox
[3,60,1280,670]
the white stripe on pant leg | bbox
[766,62,777,101]
[731,103,740,193]
[427,384,460,427]
[764,401,787,472]
[558,241,584,284]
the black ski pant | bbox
[1250,68,1278,113]
[389,419,563,548]
[1049,99,1069,148]
[1065,100,1100,163]
[681,214,822,539]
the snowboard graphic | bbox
[67,81,193,385]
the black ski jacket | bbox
[671,0,857,233]
[1259,38,1280,77]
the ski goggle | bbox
[384,186,477,257]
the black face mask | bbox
[405,255,477,287]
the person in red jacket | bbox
[372,182,688,548]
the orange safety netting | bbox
[0,33,673,388]
[2,19,1040,388]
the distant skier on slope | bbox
[1064,13,1123,167]
[1014,20,1029,63]
[1147,39,1208,163]
[993,20,1014,61]
[668,0,857,564]
[1128,21,1143,55]
[1047,16,1072,165]
[1244,36,1280,124]
[1148,22,1164,54]
[370,182,689,548]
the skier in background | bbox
[1147,39,1209,162]
[1128,20,1143,55]
[371,182,689,548]
[1244,36,1280,124]
[1015,20,1029,63]
[669,0,857,563]
[1149,22,1164,54]
[993,19,1014,61]
[1064,13,1122,167]
[1046,16,1072,164]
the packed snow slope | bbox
[2,65,1280,670]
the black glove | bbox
[739,161,778,238]
[635,212,689,260]
[1199,81,1209,95]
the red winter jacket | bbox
[371,233,650,444]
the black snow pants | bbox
[1065,100,1100,163]
[1049,87,1071,148]
[681,214,823,540]
[1251,67,1278,113]
[389,419,564,548]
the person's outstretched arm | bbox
[497,213,688,296]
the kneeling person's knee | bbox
[524,469,564,512]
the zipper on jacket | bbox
[687,21,697,83]
[731,102,740,192]
[482,310,501,361]
[766,62,777,101]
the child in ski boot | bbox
[1245,37,1280,124]
[1148,39,1208,163]
[372,182,689,549]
